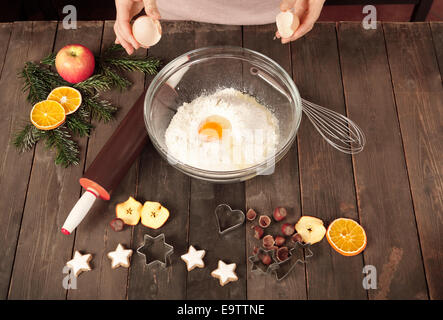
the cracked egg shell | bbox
[132,15,162,48]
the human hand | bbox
[114,0,161,54]
[276,0,325,44]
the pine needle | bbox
[103,44,125,55]
[102,67,132,90]
[83,96,117,123]
[45,127,80,167]
[19,62,66,104]
[13,124,45,152]
[40,53,56,66]
[65,113,93,137]
[74,74,112,93]
[99,44,161,75]
[102,56,161,74]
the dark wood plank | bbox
[0,23,12,73]
[383,22,443,299]
[430,22,443,76]
[291,23,367,299]
[242,24,306,300]
[0,21,55,299]
[8,21,103,299]
[338,22,429,299]
[0,22,14,296]
[127,21,195,300]
[67,21,145,300]
[187,24,246,300]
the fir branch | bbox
[65,113,93,137]
[83,96,117,122]
[19,62,66,104]
[45,127,80,167]
[73,74,112,93]
[76,106,90,121]
[40,53,56,66]
[102,67,132,90]
[13,124,45,152]
[103,44,125,56]
[101,56,161,75]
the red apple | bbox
[55,44,95,83]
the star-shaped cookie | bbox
[211,260,238,286]
[107,243,133,269]
[181,245,206,271]
[66,251,92,277]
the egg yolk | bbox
[198,121,223,142]
[198,115,232,142]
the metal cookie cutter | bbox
[248,247,278,275]
[214,204,245,235]
[270,242,313,281]
[136,233,174,268]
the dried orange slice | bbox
[47,86,82,115]
[326,218,367,256]
[30,100,66,130]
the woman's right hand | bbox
[114,0,161,54]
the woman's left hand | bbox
[276,0,325,43]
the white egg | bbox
[276,11,300,38]
[132,15,162,48]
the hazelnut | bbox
[276,246,290,262]
[110,218,124,232]
[259,253,272,265]
[252,225,264,239]
[246,208,257,221]
[262,235,275,249]
[281,223,295,236]
[275,235,285,246]
[291,233,303,243]
[259,215,271,228]
[273,207,287,221]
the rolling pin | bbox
[61,66,186,235]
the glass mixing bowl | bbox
[144,46,302,183]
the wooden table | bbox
[0,21,441,300]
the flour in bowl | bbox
[165,88,279,171]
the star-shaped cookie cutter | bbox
[248,247,277,275]
[270,242,313,281]
[214,204,245,235]
[136,234,174,269]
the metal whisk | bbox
[250,67,366,154]
[301,99,365,154]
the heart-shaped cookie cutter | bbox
[136,233,174,269]
[214,204,245,235]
